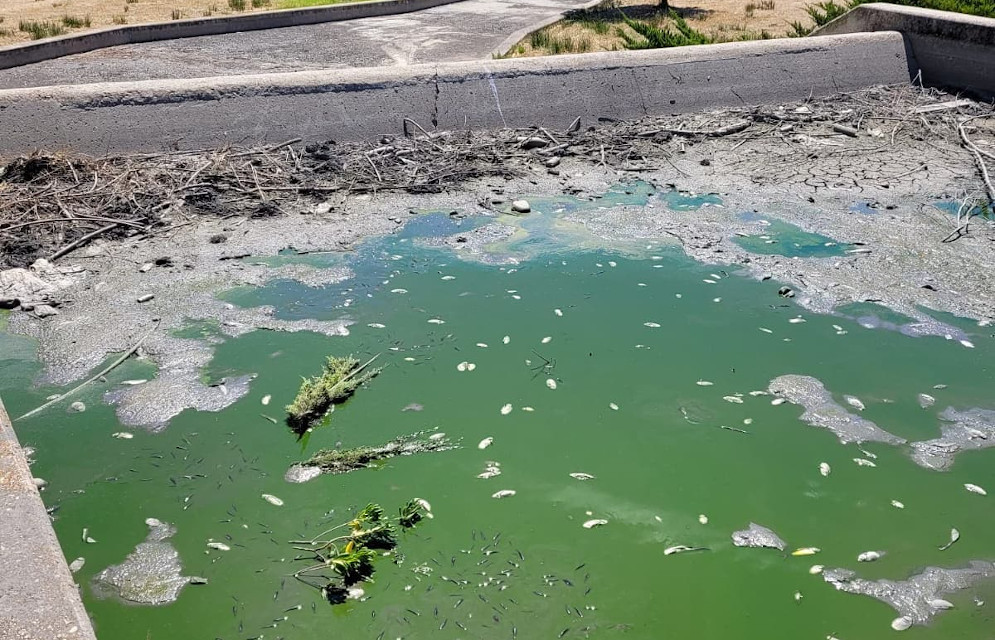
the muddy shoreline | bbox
[2,84,994,429]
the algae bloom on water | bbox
[285,354,381,434]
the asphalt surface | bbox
[0,0,592,89]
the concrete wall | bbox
[814,3,995,99]
[0,397,96,640]
[0,0,460,71]
[0,32,910,156]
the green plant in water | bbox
[294,430,454,477]
[292,500,432,604]
[285,354,380,434]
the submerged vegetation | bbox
[291,500,432,604]
[288,431,457,479]
[285,354,381,434]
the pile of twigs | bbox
[2,84,992,268]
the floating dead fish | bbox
[569,473,595,481]
[644,322,661,328]
[476,343,488,348]
[81,528,96,544]
[845,396,866,411]
[262,494,284,507]
[891,616,913,631]
[478,437,494,450]
[891,500,905,509]
[367,323,386,329]
[809,565,824,575]
[503,336,511,344]
[391,288,408,294]
[771,398,786,406]
[554,309,563,317]
[853,458,877,468]
[918,393,936,409]
[960,340,975,349]
[69,557,85,573]
[858,448,877,459]
[492,490,516,499]
[261,395,271,406]
[703,279,716,284]
[791,547,821,556]
[698,514,709,525]
[429,432,447,441]
[546,379,558,390]
[788,317,806,324]
[819,462,831,477]
[500,404,513,415]
[760,327,773,333]
[441,276,456,281]
[938,528,960,551]
[207,542,230,551]
[794,592,803,601]
[609,402,619,411]
[522,406,535,412]
[120,379,147,386]
[112,432,134,439]
[696,380,714,387]
[427,318,445,325]
[582,519,608,529]
[403,403,424,412]
[965,483,987,495]
[457,362,469,372]
[664,545,708,556]
[541,336,552,344]
[858,550,883,562]
[723,395,743,404]
[927,598,954,610]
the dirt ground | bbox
[0,0,331,46]
[505,0,815,57]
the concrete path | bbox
[0,0,591,89]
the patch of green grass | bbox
[529,27,591,54]
[791,0,995,37]
[619,11,712,49]
[251,0,271,6]
[171,9,183,19]
[228,0,247,9]
[18,20,67,39]
[61,14,91,28]
[112,15,127,24]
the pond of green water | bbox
[2,184,994,640]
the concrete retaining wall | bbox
[0,397,96,640]
[0,0,460,71]
[814,3,995,99]
[0,32,910,156]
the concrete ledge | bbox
[0,397,96,640]
[0,32,910,156]
[814,3,995,99]
[0,0,460,71]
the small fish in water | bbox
[69,557,85,573]
[845,396,865,411]
[500,404,513,415]
[857,550,883,562]
[891,499,905,509]
[965,483,988,496]
[723,395,743,404]
[664,545,708,556]
[791,547,820,557]
[367,322,386,328]
[939,528,960,551]
[960,339,975,349]
[261,395,272,406]
[476,342,488,348]
[441,275,456,281]
[788,317,806,324]
[858,448,877,459]
[429,432,446,440]
[546,378,558,390]
[928,598,954,610]
[771,398,786,406]
[917,393,935,408]
[819,462,831,477]
[457,361,469,372]
[554,308,563,317]
[262,494,284,507]
[569,473,595,481]
[478,437,494,450]
[643,322,661,328]
[427,318,445,324]
[891,616,913,631]
[698,514,709,525]
[609,402,619,411]
[492,490,516,499]
[207,541,231,551]
[112,432,134,439]
[503,336,511,344]
[853,458,877,468]
[808,565,824,575]
[81,528,96,544]
[696,380,714,386]
[582,519,608,529]
[794,592,803,602]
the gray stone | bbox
[511,200,532,214]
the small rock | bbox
[139,263,153,273]
[778,286,795,298]
[69,401,86,413]
[511,200,531,214]
[32,304,59,317]
[154,257,173,267]
[136,294,155,303]
[544,157,561,168]
[0,298,21,309]
[520,137,548,150]
[32,477,48,489]
[208,233,228,244]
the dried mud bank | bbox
[1,84,994,429]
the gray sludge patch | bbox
[768,375,906,445]
[731,523,786,551]
[92,518,192,605]
[105,373,254,432]
[909,408,995,471]
[823,561,995,629]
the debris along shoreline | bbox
[2,83,994,423]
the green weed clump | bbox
[619,11,712,49]
[299,431,453,476]
[18,20,67,39]
[228,0,247,10]
[60,15,91,28]
[285,354,380,433]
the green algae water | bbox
[2,184,995,640]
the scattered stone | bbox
[520,137,547,150]
[545,157,561,168]
[136,294,155,303]
[208,233,228,244]
[32,304,59,318]
[511,200,531,213]
[732,523,786,550]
